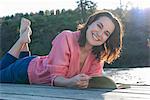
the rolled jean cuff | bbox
[19,51,31,59]
[0,53,18,70]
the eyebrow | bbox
[100,23,103,28]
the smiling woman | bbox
[0,10,124,89]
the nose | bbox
[96,32,103,41]
[97,32,102,37]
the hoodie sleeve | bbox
[46,31,71,85]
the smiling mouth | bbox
[92,32,100,41]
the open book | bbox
[88,76,130,89]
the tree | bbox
[1,8,149,67]
[39,11,44,16]
[76,0,97,23]
[45,10,50,16]
[24,13,29,17]
[61,9,66,13]
[4,16,10,20]
[56,9,60,15]
[50,10,54,15]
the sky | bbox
[0,0,150,17]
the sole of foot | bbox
[19,26,32,44]
[20,18,31,36]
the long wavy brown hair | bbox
[77,10,124,64]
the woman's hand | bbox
[68,74,91,89]
[53,74,91,89]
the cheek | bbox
[102,38,108,44]
[104,37,108,42]
[102,34,109,41]
[88,24,98,31]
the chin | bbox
[88,41,102,46]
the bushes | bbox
[0,8,149,67]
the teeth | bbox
[92,33,99,41]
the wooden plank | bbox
[1,83,150,100]
[0,84,105,100]
[103,92,150,100]
[130,85,150,90]
[0,93,76,100]
[113,86,150,94]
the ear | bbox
[104,43,107,53]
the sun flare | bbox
[130,0,150,9]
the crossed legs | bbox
[0,18,33,83]
[0,18,32,70]
[8,18,32,58]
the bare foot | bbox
[19,26,32,44]
[20,18,31,36]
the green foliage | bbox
[0,8,150,67]
[105,8,150,68]
[76,0,97,22]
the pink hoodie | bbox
[28,30,104,85]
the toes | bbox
[28,26,32,36]
[27,36,31,43]
[21,18,31,26]
[19,18,32,44]
[20,18,31,35]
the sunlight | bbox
[139,1,150,9]
[129,0,150,9]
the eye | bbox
[105,32,110,37]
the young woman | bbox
[0,11,123,89]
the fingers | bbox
[77,74,90,88]
[79,74,91,81]
[76,80,89,89]
[28,26,32,35]
[72,74,90,89]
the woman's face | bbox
[86,16,115,46]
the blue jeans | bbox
[0,52,36,84]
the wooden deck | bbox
[0,83,150,100]
[1,68,150,100]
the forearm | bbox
[54,76,71,87]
